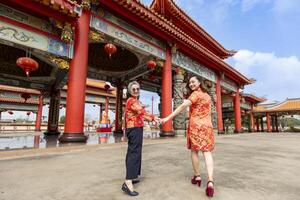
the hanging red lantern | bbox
[8,111,13,115]
[21,93,31,102]
[147,60,156,70]
[16,57,39,77]
[104,43,117,58]
[26,111,31,116]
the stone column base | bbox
[44,131,60,136]
[174,130,186,136]
[59,133,88,143]
[218,130,225,134]
[160,131,175,137]
[234,129,243,133]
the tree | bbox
[60,115,65,124]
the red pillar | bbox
[114,85,123,134]
[160,47,174,136]
[256,117,260,132]
[34,135,40,148]
[101,96,110,124]
[59,10,90,142]
[35,95,43,131]
[216,75,224,134]
[266,112,271,132]
[249,112,254,132]
[99,103,103,123]
[234,89,242,133]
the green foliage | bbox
[279,117,300,128]
[60,115,65,124]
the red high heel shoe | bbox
[206,181,214,197]
[191,175,201,187]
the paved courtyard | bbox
[0,132,300,200]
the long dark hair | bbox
[185,75,210,98]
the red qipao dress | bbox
[187,88,215,152]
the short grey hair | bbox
[127,81,140,94]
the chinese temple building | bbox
[253,98,300,132]
[0,79,118,131]
[0,0,255,142]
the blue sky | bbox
[2,0,300,121]
[141,0,300,103]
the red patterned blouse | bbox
[125,97,155,128]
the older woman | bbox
[122,81,158,196]
[161,76,215,197]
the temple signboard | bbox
[172,51,216,83]
[220,78,238,92]
[0,21,73,58]
[90,15,166,60]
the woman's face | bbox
[130,84,140,97]
[189,77,201,91]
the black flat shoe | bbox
[122,183,139,196]
[132,179,140,184]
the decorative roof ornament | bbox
[61,23,73,43]
[50,56,70,70]
[81,0,91,10]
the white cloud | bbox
[241,0,271,12]
[273,0,300,15]
[231,50,300,102]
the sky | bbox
[141,0,300,102]
[2,0,300,121]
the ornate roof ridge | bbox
[0,85,41,94]
[112,0,252,85]
[150,0,236,58]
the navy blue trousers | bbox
[125,127,143,180]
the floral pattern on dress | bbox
[125,97,155,128]
[187,88,215,152]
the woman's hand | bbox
[161,117,171,124]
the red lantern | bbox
[147,60,156,70]
[104,43,117,58]
[8,111,13,115]
[26,111,31,116]
[16,57,39,77]
[21,93,31,102]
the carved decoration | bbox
[81,0,91,10]
[61,23,73,43]
[173,74,186,130]
[49,56,69,70]
[89,30,105,42]
[208,83,218,129]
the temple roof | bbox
[241,93,266,104]
[35,0,80,17]
[101,0,252,85]
[253,98,300,113]
[150,0,235,59]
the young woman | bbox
[122,81,159,196]
[161,76,215,197]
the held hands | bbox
[153,116,171,125]
[160,116,171,124]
